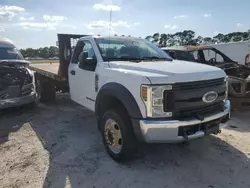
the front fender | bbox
[95,82,143,119]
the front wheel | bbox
[100,107,138,162]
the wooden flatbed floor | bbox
[29,63,59,75]
[29,63,65,81]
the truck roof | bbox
[79,35,142,41]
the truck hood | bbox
[108,60,226,84]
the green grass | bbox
[30,59,59,64]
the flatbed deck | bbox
[29,63,64,80]
[29,63,59,74]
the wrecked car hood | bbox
[0,59,30,67]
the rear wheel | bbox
[100,107,137,162]
[35,78,55,103]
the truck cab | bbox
[30,34,230,162]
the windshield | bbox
[0,47,24,60]
[95,37,173,62]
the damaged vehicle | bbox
[0,38,36,109]
[162,46,250,99]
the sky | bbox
[0,0,249,48]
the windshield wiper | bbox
[141,56,172,61]
[104,56,143,62]
[104,56,172,62]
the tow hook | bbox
[213,129,221,135]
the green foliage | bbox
[20,46,59,58]
[146,29,250,47]
[19,29,250,58]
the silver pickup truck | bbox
[0,38,36,109]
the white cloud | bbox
[0,24,6,32]
[174,15,187,19]
[87,20,139,30]
[42,15,67,23]
[17,15,71,30]
[0,5,25,21]
[18,22,58,30]
[164,24,178,30]
[133,22,140,26]
[93,4,121,11]
[236,23,243,27]
[204,13,211,18]
[17,15,71,31]
[20,16,35,21]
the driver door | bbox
[68,40,97,111]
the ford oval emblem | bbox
[202,91,218,103]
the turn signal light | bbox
[141,87,148,101]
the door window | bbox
[203,49,224,63]
[72,40,97,71]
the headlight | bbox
[141,85,172,118]
[224,76,229,102]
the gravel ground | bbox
[0,94,249,188]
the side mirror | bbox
[85,57,97,65]
[79,52,97,70]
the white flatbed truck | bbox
[29,34,231,162]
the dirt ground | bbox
[0,94,250,188]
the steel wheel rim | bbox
[104,119,123,154]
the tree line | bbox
[145,29,250,47]
[20,46,59,59]
[19,29,250,58]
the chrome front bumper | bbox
[0,91,36,110]
[138,100,231,143]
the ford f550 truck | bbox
[29,34,230,161]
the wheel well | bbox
[98,95,128,119]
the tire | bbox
[100,107,138,162]
[36,79,55,103]
[35,79,41,102]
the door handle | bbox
[70,70,75,75]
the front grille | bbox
[163,77,226,120]
[176,102,224,119]
[172,78,225,90]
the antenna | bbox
[109,8,112,37]
[108,8,112,49]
